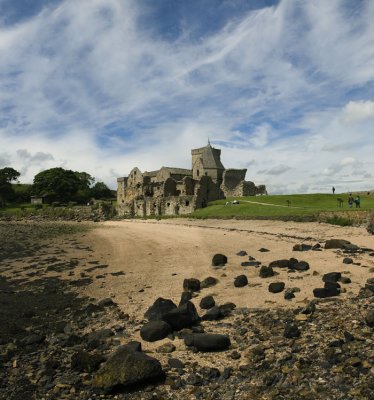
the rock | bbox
[200,295,215,309]
[343,257,353,264]
[241,261,261,267]
[293,244,312,251]
[185,333,231,352]
[284,289,295,300]
[179,291,192,306]
[21,334,45,345]
[140,320,172,342]
[301,301,316,314]
[290,261,310,271]
[156,342,176,353]
[268,282,285,293]
[98,298,115,307]
[183,278,200,292]
[236,250,247,256]
[144,298,177,321]
[284,324,300,339]
[123,341,142,352]
[93,346,164,389]
[367,277,374,284]
[258,248,270,252]
[201,306,222,321]
[313,286,340,298]
[86,329,114,348]
[212,254,227,267]
[269,259,290,269]
[365,309,374,327]
[325,239,359,251]
[71,350,105,372]
[340,276,351,284]
[234,275,248,287]
[323,272,342,283]
[259,265,274,278]
[168,358,185,369]
[200,276,218,288]
[162,301,200,330]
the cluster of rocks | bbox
[1,222,373,400]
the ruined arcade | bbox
[117,143,266,217]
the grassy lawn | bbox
[191,193,374,220]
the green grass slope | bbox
[191,193,374,220]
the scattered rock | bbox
[290,261,310,271]
[284,324,300,339]
[343,257,354,264]
[365,309,374,327]
[185,333,231,352]
[144,298,177,321]
[200,276,218,289]
[293,244,312,251]
[325,239,354,249]
[200,295,215,309]
[162,301,200,330]
[258,248,270,252]
[183,278,200,292]
[93,346,164,389]
[259,265,274,278]
[241,261,261,267]
[168,358,185,369]
[323,272,342,283]
[269,259,289,269]
[234,275,248,287]
[140,320,172,342]
[98,298,115,307]
[71,350,105,373]
[268,282,285,293]
[156,342,176,353]
[340,276,352,284]
[236,250,247,256]
[212,254,227,267]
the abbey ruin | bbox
[117,143,266,217]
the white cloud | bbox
[0,0,373,194]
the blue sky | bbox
[0,0,373,193]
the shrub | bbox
[325,215,353,227]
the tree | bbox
[33,167,83,203]
[0,167,20,207]
[90,181,113,199]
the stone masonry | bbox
[117,143,266,217]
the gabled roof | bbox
[162,167,192,176]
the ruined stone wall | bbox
[163,178,178,197]
[164,196,196,216]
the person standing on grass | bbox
[348,194,354,208]
[355,195,361,208]
[332,186,335,194]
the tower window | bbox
[197,170,199,177]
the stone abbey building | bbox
[117,143,266,217]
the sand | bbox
[74,218,374,318]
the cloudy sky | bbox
[0,0,373,193]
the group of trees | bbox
[0,167,114,207]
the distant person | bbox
[332,186,335,194]
[348,194,354,208]
[355,195,361,208]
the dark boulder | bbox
[343,257,353,264]
[185,333,231,352]
[290,261,310,271]
[241,261,261,267]
[179,291,193,306]
[93,346,164,389]
[284,324,300,339]
[144,298,177,321]
[140,321,172,342]
[200,276,218,289]
[269,259,290,269]
[212,254,227,267]
[98,298,116,307]
[234,275,248,287]
[325,239,359,251]
[162,301,200,330]
[322,272,341,283]
[313,286,340,298]
[201,303,236,321]
[183,278,200,292]
[258,248,270,252]
[236,250,248,256]
[268,282,285,293]
[293,244,312,251]
[200,295,215,310]
[259,265,274,278]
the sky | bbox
[0,0,373,194]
